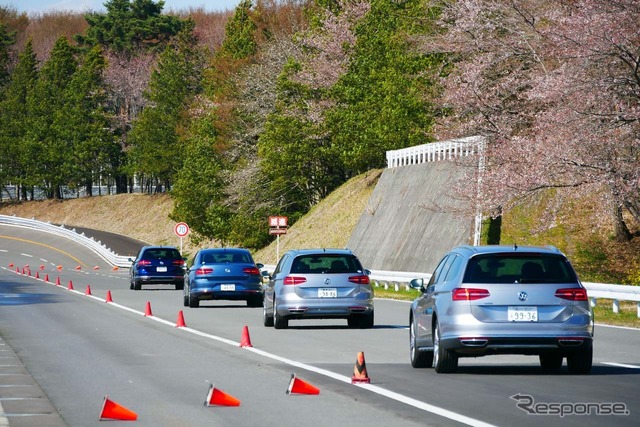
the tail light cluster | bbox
[195,267,214,275]
[348,275,370,285]
[452,288,490,301]
[555,288,588,301]
[284,276,307,285]
[173,259,185,267]
[138,259,152,266]
[243,267,261,275]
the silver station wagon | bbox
[409,245,594,374]
[263,249,374,329]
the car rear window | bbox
[143,248,181,260]
[291,255,362,274]
[463,254,577,284]
[201,251,251,264]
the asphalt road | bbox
[1,224,639,426]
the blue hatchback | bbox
[129,246,185,290]
[183,248,264,308]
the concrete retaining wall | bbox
[347,160,474,274]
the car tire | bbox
[539,354,563,371]
[129,282,134,290]
[263,302,274,327]
[567,346,592,374]
[175,283,184,291]
[274,301,288,329]
[183,293,189,307]
[433,321,458,373]
[188,293,199,308]
[410,315,433,368]
[134,281,141,291]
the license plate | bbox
[508,306,538,322]
[318,288,337,298]
[156,266,167,272]
[220,284,235,291]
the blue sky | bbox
[0,0,241,14]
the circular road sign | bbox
[174,222,190,237]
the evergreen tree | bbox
[26,36,78,199]
[218,0,257,60]
[0,39,37,199]
[60,46,117,196]
[127,21,205,192]
[0,23,16,93]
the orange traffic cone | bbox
[55,277,61,286]
[351,351,371,384]
[67,280,74,291]
[8,263,13,268]
[39,265,44,270]
[106,290,113,303]
[98,395,137,421]
[204,385,241,407]
[286,374,320,395]
[75,266,81,270]
[176,310,186,327]
[144,301,153,317]
[93,266,100,270]
[112,266,119,271]
[44,274,50,282]
[239,326,253,347]
[35,272,40,279]
[85,285,92,296]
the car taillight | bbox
[348,275,370,285]
[452,288,490,301]
[172,259,185,267]
[138,259,151,266]
[243,267,260,275]
[555,288,588,301]
[284,276,307,285]
[195,267,213,275]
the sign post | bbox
[269,216,288,262]
[174,222,190,253]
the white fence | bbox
[0,214,131,268]
[3,215,639,318]
[386,136,485,168]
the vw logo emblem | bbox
[518,291,528,302]
[324,278,331,285]
[225,268,231,273]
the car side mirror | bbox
[409,278,424,292]
[128,257,134,263]
[256,263,264,269]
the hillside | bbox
[0,170,381,265]
[1,167,638,285]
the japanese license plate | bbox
[318,288,337,298]
[221,284,235,291]
[508,306,538,322]
[156,266,167,272]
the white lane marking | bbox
[602,362,640,370]
[19,253,33,258]
[4,267,499,427]
[595,323,640,331]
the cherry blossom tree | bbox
[429,0,640,241]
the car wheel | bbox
[188,293,199,308]
[134,281,141,291]
[183,292,189,307]
[358,312,374,329]
[410,315,433,368]
[539,353,563,371]
[263,301,274,327]
[129,282,134,290]
[273,301,288,329]
[433,321,458,373]
[567,346,592,374]
[175,283,184,291]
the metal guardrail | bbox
[0,214,131,268]
[3,215,639,317]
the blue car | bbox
[129,246,185,290]
[183,248,264,308]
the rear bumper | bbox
[134,275,183,285]
[276,300,374,320]
[442,335,593,357]
[191,289,263,301]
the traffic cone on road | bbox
[98,395,137,421]
[239,326,253,347]
[144,301,153,317]
[67,280,74,291]
[204,384,241,407]
[286,374,320,395]
[106,290,113,303]
[55,277,61,286]
[85,285,92,296]
[176,310,186,327]
[351,351,371,384]
[44,274,50,282]
[35,272,40,279]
